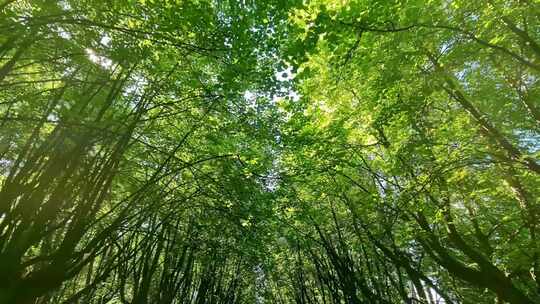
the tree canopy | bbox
[0,0,539,303]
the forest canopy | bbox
[0,0,539,303]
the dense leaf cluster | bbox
[0,1,538,303]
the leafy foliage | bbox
[0,0,538,303]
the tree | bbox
[0,0,538,303]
